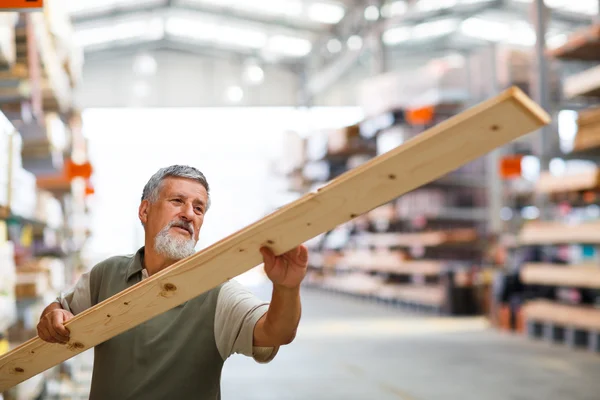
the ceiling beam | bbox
[305,0,504,99]
[71,2,329,35]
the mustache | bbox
[168,220,194,236]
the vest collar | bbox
[126,247,145,281]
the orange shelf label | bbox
[1,0,43,9]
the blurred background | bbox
[1,0,600,399]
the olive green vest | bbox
[88,247,225,400]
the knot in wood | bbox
[163,283,177,292]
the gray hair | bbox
[141,165,211,211]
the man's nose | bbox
[179,202,194,220]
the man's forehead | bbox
[160,177,207,198]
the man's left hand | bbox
[260,245,308,289]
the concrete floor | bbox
[221,285,600,400]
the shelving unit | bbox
[0,7,89,400]
[289,59,491,316]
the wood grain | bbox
[0,86,549,391]
[521,263,600,289]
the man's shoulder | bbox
[91,253,136,274]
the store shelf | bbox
[522,300,600,331]
[548,24,600,61]
[574,108,600,152]
[353,228,478,248]
[535,170,600,193]
[519,221,600,244]
[336,250,443,276]
[564,65,600,99]
[521,263,600,288]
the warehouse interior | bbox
[1,0,600,399]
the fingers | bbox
[51,313,71,343]
[37,323,57,343]
[37,311,71,344]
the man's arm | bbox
[37,271,92,344]
[253,285,301,346]
[253,245,308,347]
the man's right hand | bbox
[37,303,74,344]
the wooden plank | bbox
[354,229,478,248]
[577,106,600,127]
[519,221,600,245]
[574,123,600,152]
[547,24,600,61]
[338,250,443,275]
[0,86,549,391]
[521,263,600,289]
[535,169,600,193]
[522,300,600,331]
[564,65,600,99]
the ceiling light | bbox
[215,26,267,49]
[412,18,458,40]
[347,35,363,50]
[308,2,345,24]
[268,35,312,57]
[381,1,407,18]
[460,17,510,42]
[327,38,342,53]
[244,64,264,84]
[165,17,215,41]
[382,26,411,45]
[364,5,380,21]
[75,16,164,47]
[226,85,244,103]
[132,53,157,77]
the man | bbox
[36,165,308,399]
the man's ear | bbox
[139,200,150,225]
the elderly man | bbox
[36,165,308,399]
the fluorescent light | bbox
[364,5,380,21]
[327,38,342,53]
[347,35,363,50]
[215,26,267,49]
[166,16,267,49]
[381,1,407,18]
[308,2,345,24]
[460,17,510,42]
[412,18,457,40]
[165,17,215,41]
[382,26,411,45]
[267,35,312,57]
[75,17,164,47]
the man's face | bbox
[139,177,209,260]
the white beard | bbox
[154,220,196,260]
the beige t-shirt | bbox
[57,270,278,363]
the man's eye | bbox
[172,199,183,204]
[195,207,203,214]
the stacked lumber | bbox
[574,107,600,152]
[521,263,600,289]
[522,300,600,331]
[564,65,600,99]
[535,169,600,193]
[519,221,600,245]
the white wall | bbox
[74,49,301,108]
